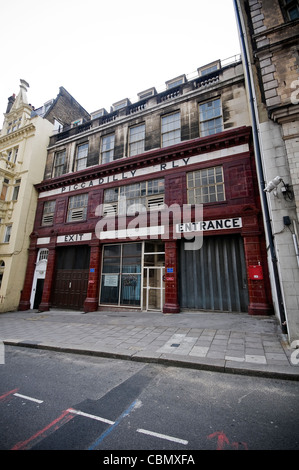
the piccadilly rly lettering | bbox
[59,159,191,195]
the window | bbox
[166,75,186,89]
[199,98,223,136]
[12,179,21,201]
[100,243,142,306]
[67,194,88,222]
[75,143,89,171]
[38,249,49,262]
[187,166,225,204]
[198,60,220,77]
[103,179,165,216]
[129,124,145,157]
[280,0,299,20]
[1,179,9,201]
[42,200,56,226]
[101,134,115,164]
[7,118,21,134]
[3,225,12,243]
[161,112,181,148]
[53,150,66,177]
[0,260,4,289]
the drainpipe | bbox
[233,0,288,334]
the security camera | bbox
[264,176,282,193]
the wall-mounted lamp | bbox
[264,176,293,200]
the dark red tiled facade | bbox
[19,126,273,316]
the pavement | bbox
[1,308,299,380]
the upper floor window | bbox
[280,0,299,20]
[53,150,66,177]
[7,147,18,163]
[199,98,223,137]
[161,112,181,148]
[67,193,88,222]
[0,179,10,201]
[75,143,89,171]
[129,124,145,157]
[187,166,225,204]
[103,179,165,216]
[12,179,21,201]
[101,134,115,164]
[0,260,4,289]
[7,118,21,134]
[3,225,12,243]
[42,200,56,226]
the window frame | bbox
[161,112,181,148]
[67,193,88,223]
[1,178,10,201]
[103,178,165,216]
[3,225,12,243]
[42,200,56,226]
[187,166,226,205]
[128,123,145,157]
[279,0,299,21]
[199,98,223,137]
[75,143,89,171]
[12,179,21,201]
[53,150,66,177]
[101,134,115,164]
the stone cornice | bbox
[0,122,36,146]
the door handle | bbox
[69,282,72,288]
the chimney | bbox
[6,94,16,113]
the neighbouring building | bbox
[0,81,90,312]
[234,0,299,343]
[19,56,274,319]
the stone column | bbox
[84,239,101,313]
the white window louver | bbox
[69,208,85,221]
[103,203,118,216]
[147,195,164,210]
[42,214,54,225]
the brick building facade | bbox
[19,57,273,317]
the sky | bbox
[0,0,241,119]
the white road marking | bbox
[67,408,115,425]
[13,393,43,404]
[137,428,188,445]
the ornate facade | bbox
[19,57,273,317]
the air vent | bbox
[147,195,164,210]
[103,203,118,216]
[70,208,85,221]
[42,214,54,226]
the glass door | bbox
[143,241,165,311]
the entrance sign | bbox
[176,217,242,233]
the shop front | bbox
[99,241,165,312]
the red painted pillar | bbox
[18,236,38,310]
[163,240,180,314]
[84,239,101,313]
[243,235,274,316]
[38,240,56,312]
